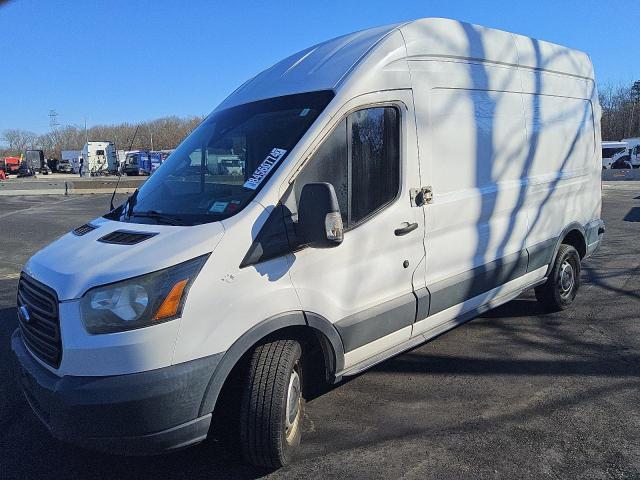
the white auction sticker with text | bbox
[243,148,287,190]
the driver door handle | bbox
[394,222,418,236]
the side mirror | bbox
[298,182,344,248]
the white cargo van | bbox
[621,138,640,167]
[12,18,604,467]
[602,141,630,169]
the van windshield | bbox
[602,147,626,158]
[107,91,333,226]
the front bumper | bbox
[11,329,223,455]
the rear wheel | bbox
[240,339,304,468]
[535,244,581,311]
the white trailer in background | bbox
[81,141,117,175]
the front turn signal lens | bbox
[153,279,189,321]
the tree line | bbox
[2,80,639,160]
[0,115,204,160]
[599,80,640,141]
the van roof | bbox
[216,17,595,112]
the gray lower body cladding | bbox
[334,230,594,353]
[11,329,223,455]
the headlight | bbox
[80,254,209,334]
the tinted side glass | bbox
[294,119,348,224]
[293,106,400,229]
[350,107,400,224]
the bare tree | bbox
[2,129,38,153]
[600,80,640,140]
[1,115,204,159]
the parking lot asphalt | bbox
[0,185,639,479]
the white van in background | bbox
[602,141,630,169]
[12,18,604,468]
[621,137,640,167]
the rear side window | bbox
[294,106,400,228]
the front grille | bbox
[98,230,157,245]
[17,274,62,368]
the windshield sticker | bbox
[209,201,229,213]
[243,148,287,190]
[299,108,311,117]
[225,200,242,213]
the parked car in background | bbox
[60,150,81,173]
[46,158,59,173]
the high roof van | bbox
[602,140,629,169]
[12,18,604,467]
[621,138,640,167]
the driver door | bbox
[284,91,425,371]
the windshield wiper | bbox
[129,210,187,226]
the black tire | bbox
[535,244,581,311]
[240,339,304,468]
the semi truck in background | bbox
[81,141,117,176]
[18,150,51,177]
[150,151,163,173]
[121,150,151,176]
[121,150,171,175]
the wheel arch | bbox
[546,222,587,276]
[198,311,344,417]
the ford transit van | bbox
[602,141,629,169]
[12,18,604,468]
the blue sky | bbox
[1,0,638,135]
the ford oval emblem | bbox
[18,304,31,323]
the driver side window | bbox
[293,106,400,229]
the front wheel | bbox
[240,339,304,468]
[535,244,581,311]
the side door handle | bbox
[394,222,418,236]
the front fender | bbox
[198,311,344,417]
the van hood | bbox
[24,217,225,301]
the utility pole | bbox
[84,118,88,143]
[49,109,60,158]
[147,124,154,151]
[49,109,59,130]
